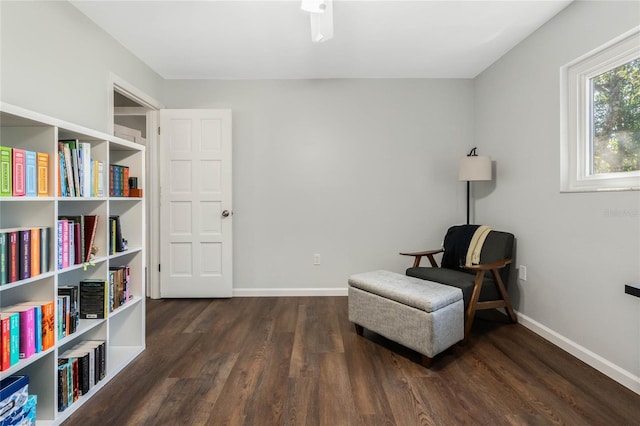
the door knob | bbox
[221,210,231,218]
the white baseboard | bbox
[517,311,640,395]
[233,287,348,297]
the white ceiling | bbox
[70,0,572,80]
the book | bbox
[58,152,67,197]
[18,229,30,280]
[67,221,75,266]
[0,313,18,370]
[12,148,26,197]
[41,300,55,350]
[96,161,105,197]
[3,306,36,359]
[59,219,69,269]
[0,314,10,370]
[83,215,99,262]
[25,150,37,197]
[109,215,125,252]
[37,151,49,197]
[80,142,92,198]
[58,358,70,411]
[59,141,75,197]
[109,165,114,197]
[40,227,50,273]
[58,285,79,335]
[7,230,19,283]
[16,303,42,353]
[123,166,130,197]
[30,227,40,277]
[59,140,81,197]
[0,232,7,285]
[0,146,12,197]
[60,349,90,395]
[17,300,54,351]
[58,351,79,404]
[79,280,108,319]
[74,340,106,382]
[4,312,19,366]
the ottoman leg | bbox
[421,354,433,368]
[354,323,364,336]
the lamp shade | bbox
[459,156,492,181]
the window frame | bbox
[561,28,640,192]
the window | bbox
[561,29,640,192]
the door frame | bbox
[108,73,164,299]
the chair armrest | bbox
[463,258,512,271]
[399,248,443,268]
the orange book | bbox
[37,152,48,197]
[30,228,40,277]
[36,301,55,350]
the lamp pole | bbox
[465,147,477,225]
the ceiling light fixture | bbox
[301,0,333,43]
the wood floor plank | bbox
[62,297,640,426]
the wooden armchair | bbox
[400,225,517,339]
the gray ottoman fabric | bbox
[348,270,464,361]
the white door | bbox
[159,109,232,297]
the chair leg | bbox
[464,271,485,339]
[490,269,518,323]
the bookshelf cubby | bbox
[0,102,145,425]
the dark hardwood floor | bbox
[62,297,640,425]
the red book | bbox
[83,215,99,262]
[0,314,11,370]
[7,230,19,283]
[74,222,82,265]
[12,148,26,196]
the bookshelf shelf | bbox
[0,102,145,425]
[0,347,54,380]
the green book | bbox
[0,146,12,197]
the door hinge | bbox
[157,126,161,135]
[158,264,161,272]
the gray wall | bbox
[0,1,163,132]
[474,0,640,383]
[163,79,474,292]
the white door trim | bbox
[108,73,164,299]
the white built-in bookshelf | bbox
[0,102,145,425]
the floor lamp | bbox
[459,148,492,225]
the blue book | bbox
[25,151,37,197]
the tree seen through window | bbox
[591,58,640,174]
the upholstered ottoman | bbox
[348,270,464,366]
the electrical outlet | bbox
[518,265,527,281]
[313,254,321,265]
